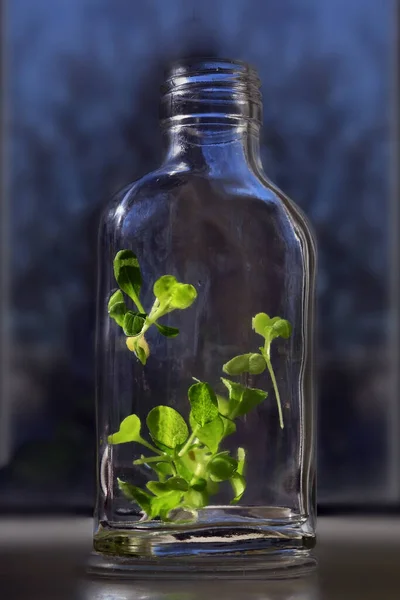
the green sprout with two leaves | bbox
[222,313,292,429]
[108,250,197,364]
[107,250,291,521]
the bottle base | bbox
[87,549,316,580]
[90,512,316,579]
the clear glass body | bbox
[92,59,317,577]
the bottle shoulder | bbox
[102,163,186,210]
[254,167,317,259]
[100,163,316,261]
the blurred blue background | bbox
[1,0,398,511]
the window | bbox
[1,0,397,510]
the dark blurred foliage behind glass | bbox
[1,0,398,510]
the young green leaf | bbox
[107,290,127,327]
[174,456,195,483]
[153,275,177,303]
[230,473,246,504]
[165,476,189,492]
[146,481,169,496]
[220,378,243,403]
[140,336,150,360]
[269,318,292,340]
[208,454,238,482]
[248,353,267,374]
[123,311,146,336]
[155,323,180,338]
[170,283,197,310]
[113,250,142,308]
[151,461,174,481]
[237,447,246,476]
[253,312,292,343]
[185,488,209,509]
[126,337,135,352]
[223,352,266,375]
[220,379,267,418]
[147,406,189,449]
[222,354,251,375]
[190,478,207,492]
[108,414,142,445]
[117,478,152,514]
[269,316,282,325]
[126,335,150,364]
[221,416,236,439]
[252,312,271,337]
[189,413,224,453]
[147,477,187,496]
[153,275,197,312]
[188,382,219,427]
[136,345,147,365]
[216,394,230,417]
[150,490,183,519]
[237,387,267,417]
[220,378,242,416]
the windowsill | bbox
[0,516,399,600]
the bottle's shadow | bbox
[75,575,319,600]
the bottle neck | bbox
[160,59,263,177]
[162,120,262,177]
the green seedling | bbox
[108,250,197,364]
[108,380,247,520]
[107,251,290,519]
[222,313,292,429]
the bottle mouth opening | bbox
[160,58,262,127]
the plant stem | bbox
[133,304,165,344]
[147,298,160,320]
[134,455,172,465]
[139,438,165,455]
[178,426,200,457]
[264,353,284,429]
[229,404,240,421]
[132,294,146,314]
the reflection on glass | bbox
[77,575,319,600]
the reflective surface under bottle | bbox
[91,59,317,577]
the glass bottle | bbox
[91,58,317,577]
